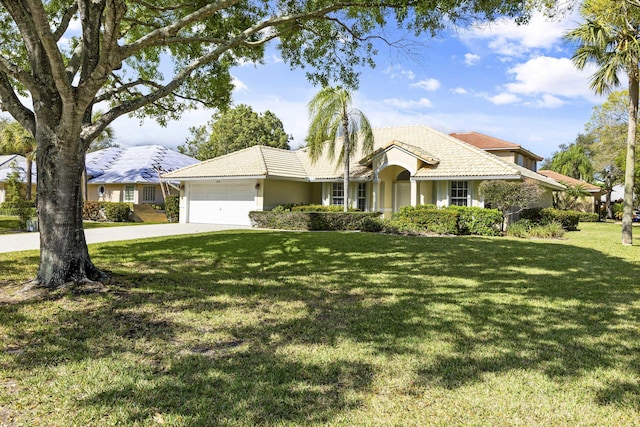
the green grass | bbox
[0,215,154,234]
[0,216,21,234]
[0,222,639,426]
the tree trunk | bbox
[25,157,32,201]
[34,135,105,288]
[622,70,638,246]
[342,113,350,213]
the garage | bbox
[187,180,257,225]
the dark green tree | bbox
[0,1,550,288]
[179,104,291,160]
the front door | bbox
[394,182,411,212]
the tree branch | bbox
[24,0,72,94]
[52,2,79,42]
[0,72,36,134]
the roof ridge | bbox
[256,145,269,175]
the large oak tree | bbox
[0,0,542,288]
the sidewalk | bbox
[0,223,249,254]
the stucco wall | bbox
[264,179,312,210]
[87,183,166,204]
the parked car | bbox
[634,210,640,223]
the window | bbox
[98,186,105,197]
[332,183,344,206]
[123,185,135,202]
[357,183,367,211]
[450,181,468,206]
[142,185,156,202]
[516,153,524,167]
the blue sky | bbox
[102,9,607,160]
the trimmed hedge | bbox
[82,201,132,222]
[392,205,459,235]
[103,202,132,222]
[446,205,502,236]
[249,211,381,231]
[578,212,599,222]
[391,205,502,236]
[521,207,580,231]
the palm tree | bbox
[0,122,36,200]
[307,87,374,212]
[566,0,640,245]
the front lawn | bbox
[1,223,639,425]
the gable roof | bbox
[86,145,198,184]
[163,125,565,190]
[449,131,544,161]
[537,170,601,193]
[163,145,308,180]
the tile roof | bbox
[449,131,544,161]
[163,145,308,180]
[163,125,565,190]
[86,145,198,184]
[538,170,601,193]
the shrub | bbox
[446,205,502,236]
[521,207,580,231]
[392,205,459,235]
[249,211,381,231]
[613,202,623,220]
[578,212,599,222]
[102,202,132,222]
[82,200,103,221]
[507,219,565,239]
[165,194,180,222]
[12,199,36,231]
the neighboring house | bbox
[449,131,543,172]
[85,145,199,204]
[537,170,602,213]
[163,125,564,226]
[0,154,37,204]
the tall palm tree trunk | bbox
[342,110,350,213]
[622,69,638,245]
[25,157,32,200]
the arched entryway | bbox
[376,165,413,216]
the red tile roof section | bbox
[449,132,519,149]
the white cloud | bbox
[534,94,565,108]
[459,10,580,57]
[231,76,249,92]
[383,64,415,80]
[504,56,599,101]
[451,87,468,95]
[464,53,481,66]
[486,93,521,105]
[383,97,433,110]
[410,78,441,91]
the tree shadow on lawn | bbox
[2,230,640,423]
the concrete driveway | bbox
[0,223,250,254]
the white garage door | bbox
[188,181,256,225]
